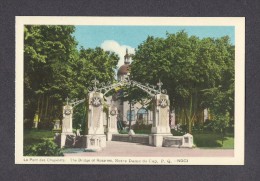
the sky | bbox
[73,26,234,68]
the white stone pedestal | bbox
[182,133,193,148]
[149,94,172,147]
[84,92,107,150]
[161,134,194,148]
[60,133,67,148]
[106,106,119,141]
[62,105,73,133]
[83,135,106,151]
[151,94,171,134]
[61,105,74,148]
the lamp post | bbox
[129,99,132,131]
[127,72,133,131]
[128,74,132,131]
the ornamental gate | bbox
[61,76,172,149]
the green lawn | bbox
[171,129,234,149]
[24,129,234,149]
[24,129,55,147]
[193,133,234,149]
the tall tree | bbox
[24,26,120,129]
[71,47,119,132]
[24,25,78,128]
[131,31,234,133]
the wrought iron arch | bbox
[88,76,167,97]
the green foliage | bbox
[118,129,128,134]
[117,121,127,130]
[73,103,86,130]
[24,129,55,147]
[171,129,184,136]
[131,31,234,133]
[211,113,230,133]
[24,25,79,125]
[24,25,119,128]
[24,120,34,129]
[38,121,54,130]
[24,138,63,156]
[132,123,152,130]
[24,27,234,140]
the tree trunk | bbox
[49,100,53,122]
[37,96,40,122]
[221,128,224,146]
[39,94,44,121]
[44,96,49,120]
[84,96,89,135]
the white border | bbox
[15,16,245,165]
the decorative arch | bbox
[87,76,167,98]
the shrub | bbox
[171,129,184,136]
[117,121,128,130]
[132,123,152,130]
[38,121,54,130]
[203,119,214,132]
[24,138,63,156]
[24,119,34,129]
[118,129,128,134]
[179,124,188,133]
[192,123,204,133]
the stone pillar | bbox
[149,94,172,147]
[83,92,106,151]
[107,105,119,141]
[61,105,74,148]
[62,105,73,133]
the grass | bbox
[193,133,234,149]
[24,129,55,147]
[171,129,234,149]
[24,129,234,149]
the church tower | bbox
[117,49,132,81]
[124,48,131,64]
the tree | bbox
[24,25,79,128]
[71,47,119,133]
[24,26,119,130]
[131,31,234,133]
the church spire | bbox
[124,48,130,64]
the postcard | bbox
[15,16,245,165]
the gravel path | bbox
[64,141,234,157]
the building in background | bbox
[113,49,153,126]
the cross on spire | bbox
[157,79,163,93]
[92,77,99,91]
